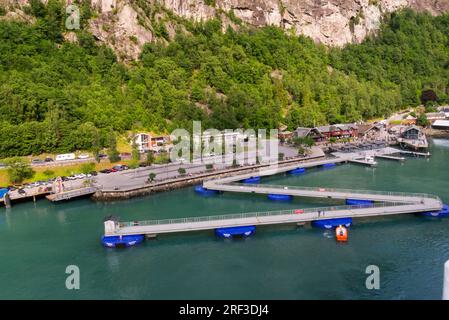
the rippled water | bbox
[0,140,448,299]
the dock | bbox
[375,155,406,162]
[348,159,377,167]
[107,199,441,237]
[104,153,443,237]
[399,150,431,157]
[46,187,98,202]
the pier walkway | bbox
[108,199,441,236]
[46,187,98,202]
[105,150,442,237]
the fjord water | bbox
[1,140,449,299]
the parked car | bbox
[31,159,44,164]
[98,153,107,159]
[90,171,98,176]
[44,157,54,162]
[99,169,111,174]
[18,188,26,195]
[77,154,89,159]
[139,162,148,167]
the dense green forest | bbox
[0,1,448,158]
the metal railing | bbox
[118,201,412,228]
[223,182,442,201]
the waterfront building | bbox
[432,119,449,130]
[133,133,170,153]
[425,112,446,123]
[293,127,324,141]
[402,115,417,125]
[357,124,382,139]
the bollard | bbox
[443,260,449,300]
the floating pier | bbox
[349,159,377,167]
[46,187,97,202]
[104,198,441,239]
[375,155,406,162]
[102,148,442,244]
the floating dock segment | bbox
[312,217,353,229]
[194,185,219,196]
[288,168,306,175]
[215,226,255,238]
[242,176,261,184]
[267,194,293,201]
[346,199,374,206]
[421,204,449,217]
[375,155,405,162]
[101,234,145,248]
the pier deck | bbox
[375,155,406,161]
[46,187,97,202]
[109,200,441,236]
[103,146,442,238]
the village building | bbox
[278,131,293,142]
[357,124,382,139]
[402,115,417,125]
[293,127,324,142]
[133,133,170,153]
[432,119,449,130]
[316,124,358,140]
[425,112,446,123]
[293,123,357,142]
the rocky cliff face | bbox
[1,0,449,60]
[162,0,449,45]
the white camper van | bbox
[55,153,76,161]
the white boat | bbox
[364,156,377,166]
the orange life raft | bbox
[335,225,348,242]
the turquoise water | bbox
[1,140,449,299]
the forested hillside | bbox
[0,1,448,158]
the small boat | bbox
[364,156,378,166]
[101,234,145,248]
[335,225,348,242]
[215,226,256,239]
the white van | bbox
[55,153,76,161]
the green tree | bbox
[107,132,120,163]
[5,157,35,184]
[80,162,95,174]
[148,172,156,182]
